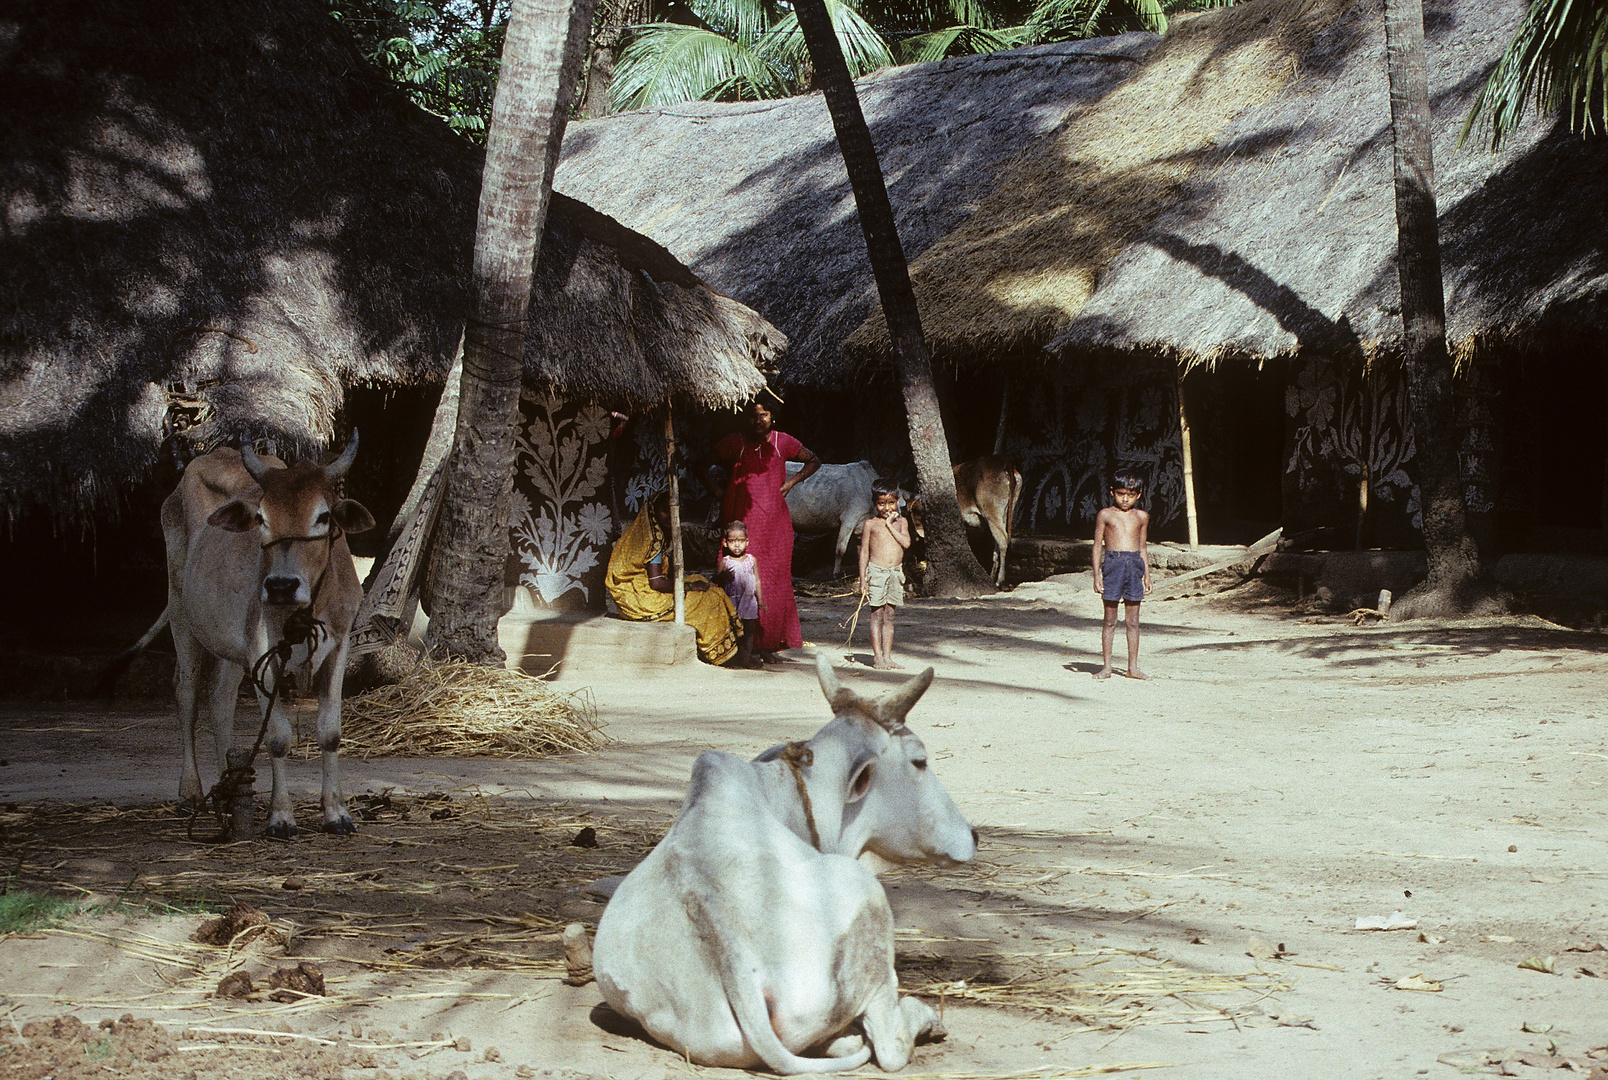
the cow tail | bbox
[720,941,874,1074]
[97,607,171,698]
[1007,467,1022,538]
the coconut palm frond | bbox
[1022,0,1173,40]
[612,23,787,109]
[688,0,780,46]
[764,1,894,78]
[899,24,1018,63]
[1128,0,1169,33]
[951,0,1004,29]
[1463,0,1608,149]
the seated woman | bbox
[606,492,742,666]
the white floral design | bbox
[1286,359,1420,530]
[510,395,614,605]
[1004,365,1183,533]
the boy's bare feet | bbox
[886,660,903,669]
[1094,666,1113,680]
[1125,668,1150,680]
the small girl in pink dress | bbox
[715,520,765,669]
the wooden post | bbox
[224,748,255,841]
[1357,373,1374,551]
[993,382,1010,456]
[1356,463,1371,551]
[665,407,685,625]
[1177,368,1200,549]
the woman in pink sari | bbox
[713,398,819,659]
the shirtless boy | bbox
[1092,469,1152,680]
[859,478,911,670]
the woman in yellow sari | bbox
[606,492,742,666]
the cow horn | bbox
[325,429,360,480]
[814,652,859,716]
[239,441,272,484]
[873,666,935,730]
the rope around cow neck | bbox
[188,530,339,843]
[779,741,822,852]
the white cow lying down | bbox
[592,656,976,1073]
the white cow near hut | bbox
[785,460,915,576]
[591,655,975,1073]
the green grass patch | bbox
[0,889,82,934]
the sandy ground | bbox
[2,573,1607,1080]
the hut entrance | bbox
[1194,363,1287,541]
[1499,345,1608,546]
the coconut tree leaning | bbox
[1380,0,1507,620]
[790,0,994,598]
[425,0,599,662]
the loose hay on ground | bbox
[3,800,1284,1032]
[329,660,606,759]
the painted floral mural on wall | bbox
[509,393,613,608]
[1002,363,1185,535]
[1286,358,1421,534]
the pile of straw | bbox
[335,661,606,759]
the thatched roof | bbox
[554,34,1159,385]
[850,0,1606,372]
[1,0,780,524]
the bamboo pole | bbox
[665,407,685,626]
[993,382,1010,456]
[1176,368,1199,550]
[1356,464,1370,551]
[1357,374,1374,551]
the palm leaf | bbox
[762,0,895,77]
[685,0,781,46]
[613,23,788,108]
[1463,0,1608,149]
[1127,0,1169,33]
[899,24,1019,63]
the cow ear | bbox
[208,500,257,532]
[332,499,376,534]
[845,761,874,804]
[873,666,935,729]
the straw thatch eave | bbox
[0,0,779,526]
[845,0,1369,372]
[1048,0,1608,369]
[846,0,1606,375]
[555,34,1158,390]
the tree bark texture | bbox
[425,0,599,662]
[1383,0,1503,619]
[582,45,615,118]
[790,0,993,597]
[580,0,644,117]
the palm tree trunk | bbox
[790,0,993,597]
[425,0,599,662]
[1382,0,1505,620]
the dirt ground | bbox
[2,573,1607,1080]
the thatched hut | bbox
[555,34,1159,463]
[1,0,783,651]
[844,0,1607,548]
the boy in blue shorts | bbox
[1092,469,1152,680]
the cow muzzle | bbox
[262,576,305,606]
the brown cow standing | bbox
[953,455,1021,588]
[119,436,373,838]
[908,456,1021,589]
